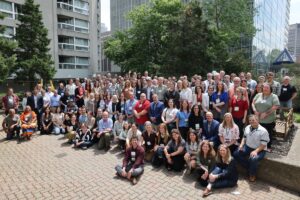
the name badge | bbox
[158,90,162,93]
[261,100,266,103]
[129,106,132,110]
[197,102,201,105]
[216,98,220,103]
[195,124,200,130]
[139,104,142,108]
[131,151,136,161]
[138,91,141,94]
[70,126,73,131]
[283,88,287,91]
[160,144,164,147]
[209,102,213,105]
[147,141,151,146]
[234,107,239,112]
[185,119,188,122]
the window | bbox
[0,0,13,18]
[75,37,89,51]
[59,56,89,69]
[74,18,89,33]
[0,26,14,38]
[74,0,89,15]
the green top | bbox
[254,93,280,124]
[196,154,216,172]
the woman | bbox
[176,100,190,141]
[20,106,37,140]
[40,106,53,135]
[249,83,263,114]
[113,114,125,142]
[193,85,204,106]
[196,141,216,187]
[161,99,178,134]
[85,79,93,94]
[176,80,183,93]
[86,111,96,131]
[86,92,96,115]
[212,82,228,122]
[41,90,50,109]
[188,105,204,137]
[97,93,106,111]
[65,114,79,144]
[118,121,130,151]
[107,94,119,123]
[202,144,238,197]
[184,130,200,174]
[152,123,170,167]
[117,93,126,115]
[229,87,248,141]
[123,80,133,100]
[252,83,280,150]
[218,113,239,154]
[52,107,65,135]
[75,83,85,108]
[78,107,88,126]
[241,79,251,103]
[93,81,102,95]
[74,123,93,150]
[126,123,143,147]
[142,121,157,162]
[135,79,143,99]
[164,129,186,171]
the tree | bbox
[13,0,55,85]
[0,15,17,82]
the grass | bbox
[294,112,300,123]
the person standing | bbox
[278,76,297,119]
[149,94,165,129]
[133,93,150,131]
[2,88,19,115]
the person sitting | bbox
[40,106,53,135]
[196,140,216,187]
[118,121,130,151]
[233,115,269,182]
[126,123,143,147]
[74,123,93,150]
[96,111,113,151]
[2,109,21,140]
[218,113,239,154]
[164,129,186,172]
[202,144,238,197]
[115,136,145,185]
[202,112,220,147]
[52,107,65,135]
[20,106,37,140]
[65,114,79,144]
[142,121,157,162]
[184,130,200,174]
[86,111,96,131]
[152,123,170,167]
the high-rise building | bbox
[0,0,102,79]
[287,23,300,63]
[109,0,290,74]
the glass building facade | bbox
[252,0,290,73]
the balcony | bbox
[57,2,89,15]
[58,43,89,52]
[59,63,89,69]
[57,22,89,33]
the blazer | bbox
[142,87,154,102]
[202,119,220,145]
[27,95,43,111]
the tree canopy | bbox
[104,0,256,76]
[13,0,55,83]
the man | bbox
[27,89,43,130]
[2,88,19,115]
[133,93,150,131]
[164,81,180,108]
[57,82,65,96]
[96,111,113,151]
[204,73,214,93]
[153,77,167,102]
[50,90,61,108]
[202,112,220,147]
[66,79,76,100]
[142,77,154,102]
[108,78,119,96]
[202,85,215,113]
[279,76,297,119]
[125,92,138,124]
[228,77,241,100]
[233,115,270,182]
[115,136,145,185]
[223,75,233,92]
[2,109,21,140]
[149,94,165,129]
[266,72,281,96]
[246,72,257,92]
[60,89,71,112]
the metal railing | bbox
[57,2,89,15]
[58,43,89,52]
[57,22,89,33]
[59,63,89,69]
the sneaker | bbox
[82,146,88,150]
[249,175,256,182]
[132,177,137,185]
[202,188,212,197]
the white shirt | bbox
[180,88,193,103]
[66,83,76,95]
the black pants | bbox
[233,117,244,142]
[165,148,185,171]
[179,127,189,142]
[197,167,209,187]
[118,139,126,150]
[166,122,176,135]
[6,125,21,140]
[260,122,275,148]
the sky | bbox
[100,0,300,31]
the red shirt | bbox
[230,96,248,119]
[134,100,150,125]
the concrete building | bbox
[0,0,102,79]
[287,23,300,63]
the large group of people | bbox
[1,70,297,197]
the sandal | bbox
[202,188,212,197]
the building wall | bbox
[288,23,300,63]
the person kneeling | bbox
[202,144,238,197]
[115,137,145,185]
[74,123,93,150]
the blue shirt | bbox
[125,99,137,115]
[50,95,61,107]
[212,92,228,104]
[176,111,190,128]
[98,118,113,133]
[149,101,165,125]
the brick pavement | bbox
[0,118,299,200]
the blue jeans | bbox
[233,145,266,176]
[210,167,237,189]
[115,164,144,177]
